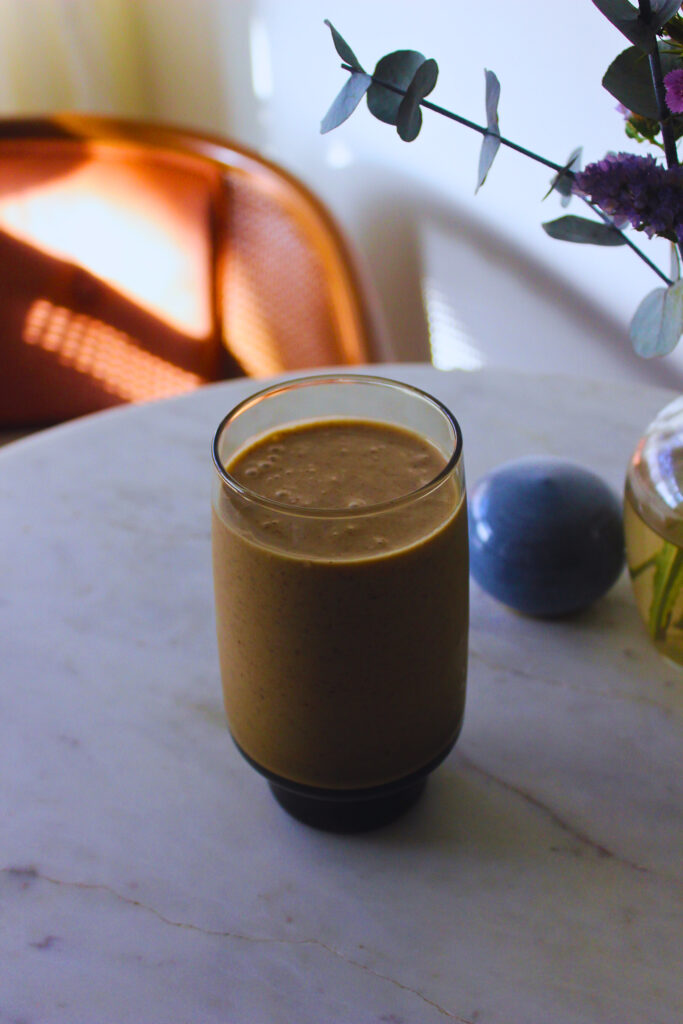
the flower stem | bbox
[648,50,677,167]
[639,0,681,269]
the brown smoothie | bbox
[212,418,468,790]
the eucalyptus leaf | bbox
[484,69,500,131]
[476,135,501,191]
[396,58,438,142]
[555,147,583,207]
[630,281,683,356]
[542,215,626,245]
[324,20,364,72]
[321,71,372,133]
[475,70,501,191]
[367,50,425,125]
[397,96,422,141]
[591,0,656,52]
[650,0,682,30]
[411,57,439,99]
[603,45,680,117]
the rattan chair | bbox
[0,114,385,429]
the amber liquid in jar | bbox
[624,398,683,667]
[213,417,468,789]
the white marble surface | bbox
[1,365,681,1024]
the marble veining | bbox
[1,366,681,1024]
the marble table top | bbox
[2,365,681,1024]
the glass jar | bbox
[624,396,683,666]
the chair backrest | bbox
[0,114,383,427]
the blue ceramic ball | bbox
[468,457,625,617]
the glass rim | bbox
[211,373,464,519]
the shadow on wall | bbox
[351,170,683,390]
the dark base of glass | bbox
[232,732,459,832]
[268,776,429,832]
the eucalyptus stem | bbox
[343,65,566,173]
[582,198,673,283]
[342,63,674,287]
[648,49,677,166]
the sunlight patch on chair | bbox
[0,162,210,338]
[24,299,202,402]
[223,258,286,377]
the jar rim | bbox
[211,374,464,519]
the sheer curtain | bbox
[0,0,147,114]
[0,0,258,140]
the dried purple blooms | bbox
[573,152,683,246]
[664,68,683,115]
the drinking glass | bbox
[211,374,468,830]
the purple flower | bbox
[664,68,683,114]
[573,152,683,245]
